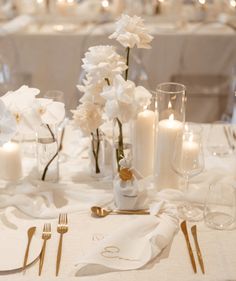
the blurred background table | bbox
[1,0,236,121]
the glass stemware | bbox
[172,127,205,221]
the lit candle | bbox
[156,114,183,189]
[0,142,23,181]
[133,109,155,177]
[198,0,206,10]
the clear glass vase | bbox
[36,124,59,182]
[155,82,186,190]
[112,118,139,210]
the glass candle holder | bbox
[155,82,186,190]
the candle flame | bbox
[102,0,109,8]
[230,0,236,7]
[199,0,206,4]
[168,113,174,121]
[168,101,172,109]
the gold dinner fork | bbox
[39,223,51,276]
[56,213,68,276]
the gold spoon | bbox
[91,206,150,218]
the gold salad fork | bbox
[39,223,51,276]
[56,213,68,276]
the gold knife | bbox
[191,225,205,274]
[23,226,36,273]
[180,221,197,274]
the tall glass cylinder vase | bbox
[155,82,186,190]
[36,124,59,182]
[113,118,138,210]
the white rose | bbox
[71,102,103,135]
[81,45,127,83]
[109,14,153,49]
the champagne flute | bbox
[172,127,205,221]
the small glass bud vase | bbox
[89,129,106,178]
[36,124,59,182]
[112,119,140,210]
[113,159,139,210]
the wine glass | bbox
[172,126,205,221]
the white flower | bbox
[102,75,135,103]
[134,86,152,112]
[71,102,103,135]
[81,45,127,83]
[109,14,153,49]
[0,85,41,133]
[101,75,152,122]
[34,98,65,125]
[0,100,17,145]
[77,79,106,106]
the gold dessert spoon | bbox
[91,206,150,218]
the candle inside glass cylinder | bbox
[0,142,23,181]
[156,114,183,189]
[133,109,155,177]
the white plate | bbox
[0,228,41,272]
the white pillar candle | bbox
[156,114,183,189]
[133,109,155,177]
[0,142,23,181]
[181,138,199,172]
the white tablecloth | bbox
[0,124,236,280]
[1,18,236,112]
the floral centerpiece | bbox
[73,14,153,180]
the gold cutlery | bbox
[39,223,51,276]
[23,226,36,273]
[191,225,205,274]
[91,206,150,218]
[180,221,197,274]
[56,213,68,276]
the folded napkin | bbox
[0,15,33,35]
[74,206,178,274]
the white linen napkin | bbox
[74,211,178,274]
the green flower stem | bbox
[125,47,130,81]
[41,127,65,181]
[105,78,110,86]
[116,117,124,171]
[91,128,101,174]
[46,124,56,142]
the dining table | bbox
[0,122,236,281]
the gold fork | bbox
[39,223,51,276]
[56,213,68,276]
